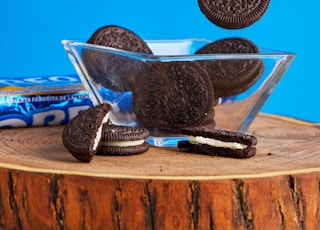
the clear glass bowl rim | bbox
[61,39,295,62]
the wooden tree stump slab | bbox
[1,113,320,230]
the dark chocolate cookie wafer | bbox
[178,127,257,159]
[87,25,153,53]
[83,25,153,92]
[198,0,270,29]
[97,125,149,156]
[62,103,111,162]
[132,61,215,133]
[196,37,264,98]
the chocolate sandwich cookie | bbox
[87,25,153,53]
[197,0,270,29]
[178,127,257,159]
[62,103,111,162]
[83,25,153,92]
[132,61,215,133]
[97,125,150,156]
[196,37,264,98]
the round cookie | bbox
[196,37,264,98]
[197,0,270,29]
[97,125,150,156]
[83,25,153,92]
[62,103,111,163]
[132,61,215,133]
[87,25,153,53]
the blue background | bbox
[1,1,319,122]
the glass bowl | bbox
[62,39,295,147]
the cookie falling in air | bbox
[197,0,271,29]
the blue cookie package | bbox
[0,74,96,128]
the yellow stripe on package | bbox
[0,75,93,128]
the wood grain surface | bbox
[0,113,320,230]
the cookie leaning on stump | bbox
[62,103,112,163]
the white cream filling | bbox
[101,139,145,147]
[93,113,110,151]
[189,136,247,150]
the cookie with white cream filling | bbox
[178,127,257,159]
[97,125,149,156]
